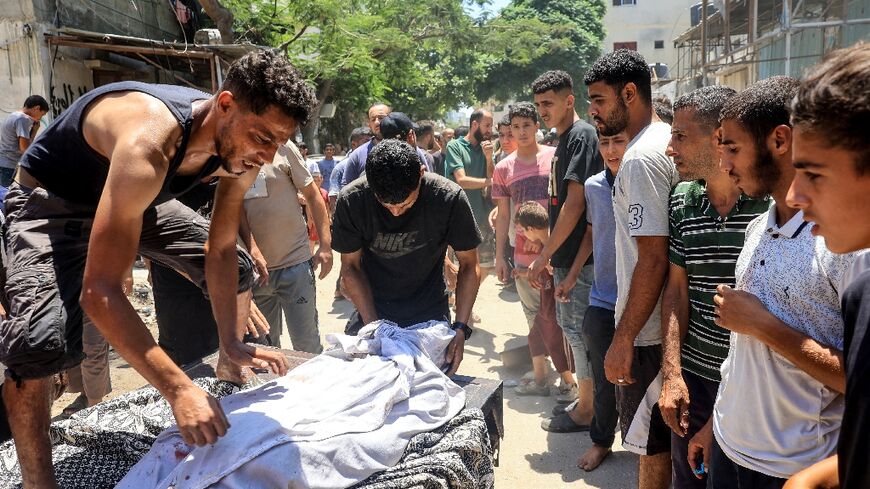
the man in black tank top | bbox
[0,50,316,488]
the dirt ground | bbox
[51,255,640,488]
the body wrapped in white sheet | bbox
[116,320,466,489]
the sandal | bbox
[541,412,591,433]
[61,393,88,417]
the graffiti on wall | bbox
[50,83,89,117]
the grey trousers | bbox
[252,261,323,354]
[65,315,111,400]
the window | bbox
[613,42,638,51]
[654,40,664,49]
[613,0,637,5]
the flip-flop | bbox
[61,393,88,417]
[541,412,591,433]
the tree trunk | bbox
[302,79,334,153]
[199,0,235,44]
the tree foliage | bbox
[210,0,604,145]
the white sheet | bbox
[116,320,466,489]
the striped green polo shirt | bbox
[668,181,770,381]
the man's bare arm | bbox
[493,198,511,283]
[604,235,669,384]
[714,284,845,393]
[340,250,378,324]
[454,248,482,325]
[659,263,691,436]
[528,180,585,286]
[661,264,689,378]
[79,102,230,446]
[451,168,489,190]
[301,181,333,278]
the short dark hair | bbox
[652,95,673,124]
[469,109,489,126]
[366,139,422,204]
[324,143,334,149]
[221,50,317,126]
[673,85,737,131]
[24,95,48,111]
[791,42,870,175]
[583,49,652,104]
[515,201,549,230]
[454,126,469,138]
[720,76,800,151]
[508,101,538,124]
[350,126,372,143]
[416,120,435,138]
[497,114,511,129]
[297,141,308,149]
[531,70,573,95]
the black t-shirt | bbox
[549,119,604,268]
[839,267,870,489]
[332,172,481,326]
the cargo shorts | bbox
[0,183,255,380]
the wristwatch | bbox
[450,321,473,340]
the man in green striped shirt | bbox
[658,86,770,489]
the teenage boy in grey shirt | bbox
[0,95,48,187]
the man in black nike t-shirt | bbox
[332,139,482,375]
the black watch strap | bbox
[451,321,473,340]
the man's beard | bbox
[598,98,630,137]
[215,124,244,175]
[473,127,485,144]
[748,145,782,198]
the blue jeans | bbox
[0,167,16,188]
[252,261,323,353]
[553,264,594,380]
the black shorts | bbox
[0,183,255,380]
[617,344,671,456]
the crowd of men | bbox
[0,39,867,489]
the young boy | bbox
[554,131,628,471]
[492,102,574,396]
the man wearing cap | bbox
[378,111,432,171]
[240,140,332,352]
[332,138,482,375]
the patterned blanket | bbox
[0,378,494,489]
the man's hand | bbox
[687,419,713,479]
[488,207,498,231]
[170,384,230,446]
[659,374,691,437]
[222,340,290,376]
[495,259,511,284]
[604,335,635,385]
[713,285,771,337]
[527,255,548,289]
[312,245,333,279]
[481,140,494,160]
[251,250,269,286]
[554,273,577,303]
[245,301,270,339]
[445,330,466,376]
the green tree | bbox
[477,0,606,110]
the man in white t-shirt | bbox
[692,76,853,489]
[584,49,677,489]
[241,141,332,352]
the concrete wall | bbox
[602,0,697,78]
[1,0,184,120]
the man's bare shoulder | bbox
[82,91,183,160]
